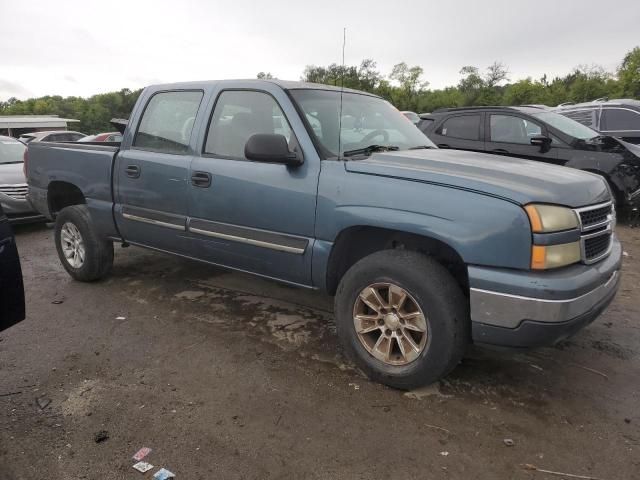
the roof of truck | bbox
[146,79,379,97]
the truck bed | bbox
[26,141,120,236]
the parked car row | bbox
[417,106,640,209]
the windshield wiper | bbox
[343,144,400,158]
[408,145,436,150]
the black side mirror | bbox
[530,135,552,152]
[245,134,303,166]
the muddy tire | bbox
[54,205,114,282]
[334,250,468,390]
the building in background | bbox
[0,115,80,138]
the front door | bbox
[484,113,559,164]
[115,90,204,253]
[186,87,320,286]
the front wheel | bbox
[334,250,469,390]
[54,205,114,282]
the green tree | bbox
[617,46,640,98]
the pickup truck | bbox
[26,79,622,389]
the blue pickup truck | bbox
[26,80,622,389]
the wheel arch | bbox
[47,181,86,217]
[325,225,469,296]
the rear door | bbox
[186,86,319,286]
[428,113,484,151]
[114,90,204,253]
[0,204,25,331]
[484,113,559,164]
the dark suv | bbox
[418,106,640,209]
[554,99,640,145]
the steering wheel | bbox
[360,129,389,144]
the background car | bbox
[401,111,421,124]
[554,99,640,145]
[0,135,45,223]
[18,130,86,143]
[0,202,25,331]
[77,131,123,143]
[419,106,640,209]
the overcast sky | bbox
[1,0,638,100]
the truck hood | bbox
[0,163,26,185]
[344,149,610,208]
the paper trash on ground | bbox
[133,462,154,473]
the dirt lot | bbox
[1,223,639,480]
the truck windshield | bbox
[0,139,25,164]
[290,89,435,158]
[531,111,599,140]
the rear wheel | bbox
[54,205,114,281]
[334,250,468,390]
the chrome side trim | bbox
[107,237,316,290]
[122,212,185,231]
[470,270,619,328]
[189,226,305,254]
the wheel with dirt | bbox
[334,249,469,390]
[54,205,114,282]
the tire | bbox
[334,250,468,390]
[54,205,114,282]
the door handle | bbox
[125,165,140,178]
[191,171,212,188]
[491,149,509,155]
[437,143,450,149]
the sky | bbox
[1,0,639,100]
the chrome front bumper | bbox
[470,269,619,329]
[468,237,622,347]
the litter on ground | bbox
[133,461,154,473]
[153,468,175,479]
[133,447,152,461]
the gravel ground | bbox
[1,223,639,479]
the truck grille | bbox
[578,204,612,229]
[0,184,29,200]
[575,202,614,264]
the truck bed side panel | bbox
[27,142,120,237]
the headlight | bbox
[525,204,581,269]
[524,204,579,233]
[531,243,581,269]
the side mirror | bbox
[530,135,552,152]
[245,134,303,166]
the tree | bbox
[617,46,640,98]
[256,72,274,79]
[388,62,428,110]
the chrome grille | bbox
[575,201,614,264]
[0,184,28,200]
[578,204,612,230]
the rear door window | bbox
[601,108,640,132]
[490,114,541,144]
[133,91,204,154]
[437,115,481,140]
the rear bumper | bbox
[469,237,622,348]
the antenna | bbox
[338,27,346,159]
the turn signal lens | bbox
[531,242,581,270]
[525,204,579,233]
